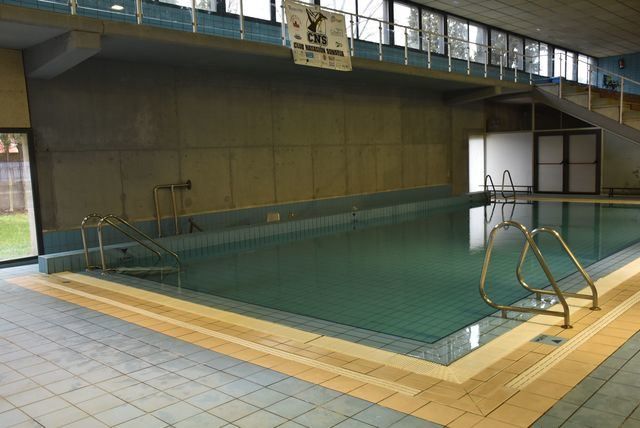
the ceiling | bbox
[413,0,640,58]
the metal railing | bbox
[154,180,191,237]
[484,174,496,201]
[479,220,599,328]
[17,0,563,84]
[501,169,516,200]
[536,55,640,125]
[81,213,181,275]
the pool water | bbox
[129,201,640,344]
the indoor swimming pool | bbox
[117,200,640,353]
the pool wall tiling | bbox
[41,184,454,254]
[39,189,485,274]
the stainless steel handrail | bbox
[516,227,600,310]
[97,215,181,272]
[501,169,516,199]
[484,174,497,201]
[154,180,191,237]
[81,213,103,270]
[479,220,572,328]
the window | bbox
[276,0,313,22]
[358,0,387,43]
[577,54,590,83]
[490,30,506,66]
[160,0,215,11]
[524,39,539,74]
[566,51,576,81]
[554,48,566,77]
[539,43,550,77]
[508,34,523,69]
[447,16,468,60]
[422,10,444,54]
[226,0,270,20]
[393,2,419,49]
[320,0,356,15]
[468,22,486,63]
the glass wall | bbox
[393,1,419,49]
[219,0,596,79]
[447,16,468,60]
[358,0,387,43]
[468,23,486,64]
[226,0,270,20]
[490,30,506,66]
[0,132,38,262]
[422,10,444,54]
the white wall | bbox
[602,131,640,188]
[468,135,485,193]
[486,132,533,187]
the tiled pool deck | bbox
[3,260,640,427]
[0,265,433,428]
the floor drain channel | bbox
[531,334,567,346]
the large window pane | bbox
[0,133,37,262]
[358,0,387,43]
[226,0,270,20]
[508,34,523,69]
[276,0,312,22]
[577,54,590,84]
[539,43,550,77]
[447,16,468,60]
[422,10,444,54]
[554,48,566,77]
[524,39,539,74]
[393,2,419,49]
[490,30,506,66]
[468,23,486,63]
[566,51,576,81]
[320,0,356,15]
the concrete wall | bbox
[602,131,640,188]
[0,48,30,128]
[28,58,476,230]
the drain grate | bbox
[531,334,567,346]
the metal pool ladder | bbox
[81,213,181,277]
[479,220,600,328]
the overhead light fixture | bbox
[111,4,124,10]
[536,28,541,31]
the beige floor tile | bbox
[379,393,430,414]
[294,368,338,384]
[320,376,365,393]
[521,379,572,400]
[489,403,542,427]
[448,412,485,428]
[349,384,395,403]
[505,391,557,413]
[412,402,465,426]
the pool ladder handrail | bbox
[479,220,600,329]
[484,174,497,201]
[154,180,191,237]
[81,213,181,272]
[501,169,516,200]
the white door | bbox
[536,135,564,192]
[568,134,598,193]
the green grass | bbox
[0,212,33,261]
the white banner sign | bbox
[284,0,352,72]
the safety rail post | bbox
[281,2,286,46]
[484,46,488,78]
[466,43,470,75]
[239,0,244,40]
[135,0,142,24]
[378,22,383,61]
[620,78,625,124]
[427,37,431,69]
[349,14,355,56]
[447,40,452,72]
[404,28,408,65]
[191,0,197,32]
[499,54,503,80]
[587,64,592,110]
[70,0,77,15]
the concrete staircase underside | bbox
[533,84,640,144]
